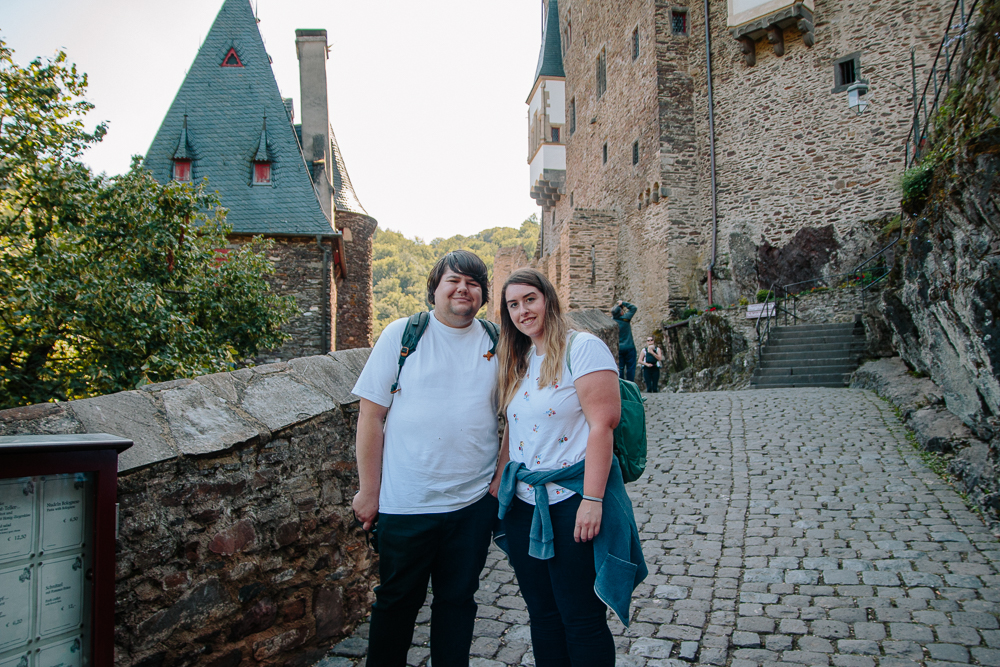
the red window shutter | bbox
[253,162,271,184]
[173,159,191,182]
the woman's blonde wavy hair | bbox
[497,268,568,410]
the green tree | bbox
[0,40,296,408]
[371,216,539,337]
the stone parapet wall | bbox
[336,212,378,351]
[0,349,375,667]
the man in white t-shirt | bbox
[352,250,502,667]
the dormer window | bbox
[173,159,191,182]
[221,47,243,67]
[253,161,271,185]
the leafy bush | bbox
[901,161,935,213]
[756,289,775,303]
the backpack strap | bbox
[478,319,499,360]
[390,311,430,394]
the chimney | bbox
[295,29,333,222]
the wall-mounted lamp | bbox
[847,80,870,115]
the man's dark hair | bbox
[426,250,490,305]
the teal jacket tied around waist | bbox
[495,457,648,626]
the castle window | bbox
[221,47,243,67]
[551,127,560,142]
[172,159,191,182]
[632,27,640,61]
[570,98,576,135]
[602,142,608,165]
[253,161,272,185]
[632,140,639,165]
[596,48,607,100]
[832,52,862,93]
[570,191,574,207]
[671,10,688,35]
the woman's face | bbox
[505,283,546,341]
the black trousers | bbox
[642,365,660,392]
[365,493,498,667]
[502,495,615,667]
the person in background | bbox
[639,336,663,393]
[351,250,502,667]
[611,300,638,382]
[495,268,646,666]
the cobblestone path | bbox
[322,388,1000,667]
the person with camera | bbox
[611,300,638,382]
[639,336,663,393]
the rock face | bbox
[853,358,998,523]
[875,3,1000,441]
[0,349,377,667]
[660,313,756,392]
[756,225,839,292]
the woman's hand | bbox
[575,499,603,542]
[352,490,379,531]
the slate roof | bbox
[534,0,565,82]
[329,129,368,216]
[145,0,335,236]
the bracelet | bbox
[581,494,604,503]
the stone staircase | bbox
[751,320,866,389]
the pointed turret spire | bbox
[254,116,269,162]
[173,115,193,159]
[534,0,565,82]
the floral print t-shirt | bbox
[507,331,617,505]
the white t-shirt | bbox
[506,332,617,506]
[352,313,500,515]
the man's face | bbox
[432,268,483,327]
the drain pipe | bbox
[704,0,719,308]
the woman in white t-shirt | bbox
[494,268,621,666]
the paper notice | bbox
[0,479,34,563]
[0,564,32,652]
[37,635,83,667]
[40,476,86,553]
[37,555,83,638]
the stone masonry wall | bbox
[491,245,530,323]
[687,0,950,302]
[566,209,619,311]
[336,212,378,351]
[0,349,375,667]
[230,235,337,363]
[542,0,952,341]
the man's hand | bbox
[575,499,603,542]
[353,490,379,531]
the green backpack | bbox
[390,312,499,395]
[567,332,648,483]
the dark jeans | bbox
[366,493,498,667]
[618,347,637,383]
[642,365,660,392]
[503,496,615,667]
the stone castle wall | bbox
[491,245,530,323]
[230,235,337,363]
[530,0,952,341]
[336,212,378,350]
[0,350,375,667]
[689,0,950,304]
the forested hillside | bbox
[372,216,538,337]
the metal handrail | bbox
[781,268,891,319]
[904,0,981,168]
[754,283,780,365]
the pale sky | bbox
[2,0,544,241]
